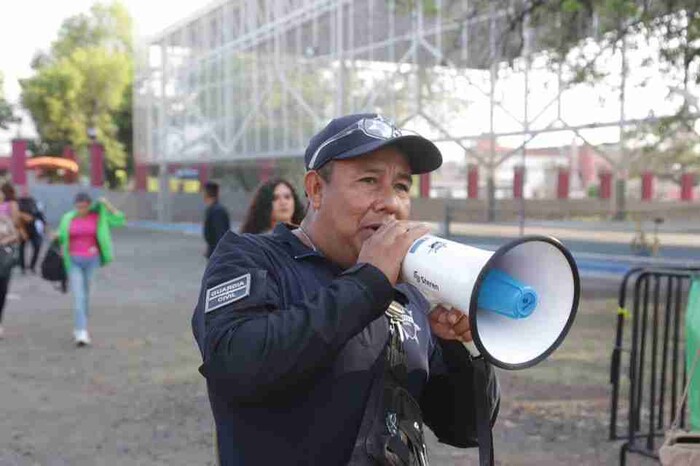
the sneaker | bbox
[73,329,91,347]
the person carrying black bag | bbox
[0,187,20,339]
[192,114,499,466]
[41,239,68,293]
[18,195,46,274]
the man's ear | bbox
[304,171,324,210]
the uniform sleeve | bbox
[420,337,500,448]
[192,233,395,403]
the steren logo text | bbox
[413,271,439,291]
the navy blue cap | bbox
[304,113,442,174]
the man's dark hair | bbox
[304,161,334,206]
[204,181,220,199]
[317,161,334,183]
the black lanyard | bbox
[387,301,494,466]
[384,301,428,466]
[385,301,410,385]
[383,301,494,466]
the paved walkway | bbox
[1,229,212,466]
[0,228,652,465]
[128,218,700,248]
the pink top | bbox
[0,202,12,216]
[69,212,100,257]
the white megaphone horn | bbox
[402,235,580,370]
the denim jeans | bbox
[69,255,100,332]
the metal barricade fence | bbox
[609,266,700,465]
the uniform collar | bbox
[272,224,408,297]
[271,223,323,260]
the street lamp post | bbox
[87,126,97,143]
[87,127,104,188]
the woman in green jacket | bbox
[57,193,125,346]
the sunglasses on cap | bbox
[307,116,403,170]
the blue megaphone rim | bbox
[468,235,581,371]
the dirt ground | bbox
[0,229,655,465]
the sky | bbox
[1,1,696,160]
[0,0,208,103]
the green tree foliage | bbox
[429,1,697,78]
[0,72,18,130]
[530,0,700,180]
[20,1,133,186]
[632,104,700,181]
[502,1,700,178]
[410,0,699,181]
[52,1,132,56]
[515,1,699,77]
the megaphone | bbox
[402,235,579,370]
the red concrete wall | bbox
[467,165,479,199]
[11,139,28,188]
[557,168,570,199]
[90,143,105,187]
[134,164,148,191]
[259,160,275,183]
[198,163,209,187]
[599,171,612,199]
[641,171,654,201]
[513,166,524,199]
[681,173,695,201]
[419,173,430,198]
[62,145,77,183]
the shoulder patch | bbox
[205,273,251,313]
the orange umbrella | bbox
[26,156,79,173]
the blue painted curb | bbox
[127,221,201,235]
[124,223,691,279]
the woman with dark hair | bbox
[0,182,21,338]
[0,183,25,240]
[240,178,304,234]
[57,193,125,346]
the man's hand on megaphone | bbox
[357,219,430,286]
[429,306,473,343]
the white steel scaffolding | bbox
[134,0,699,220]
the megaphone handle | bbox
[464,340,481,358]
[437,303,482,358]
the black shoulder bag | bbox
[362,301,495,466]
[364,301,429,466]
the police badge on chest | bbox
[385,301,421,344]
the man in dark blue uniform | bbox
[192,114,499,465]
[203,181,231,259]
